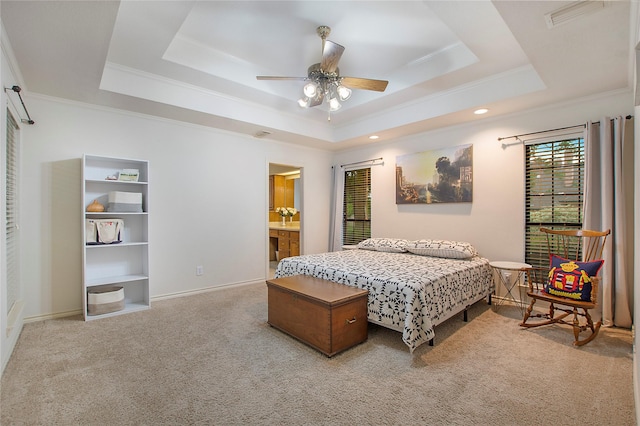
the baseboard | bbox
[24,308,83,324]
[22,279,266,323]
[151,279,264,302]
[6,299,25,336]
[2,300,25,375]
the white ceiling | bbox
[1,1,634,150]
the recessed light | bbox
[474,108,489,115]
[369,135,379,140]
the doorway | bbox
[268,163,302,278]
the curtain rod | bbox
[340,157,384,168]
[497,124,584,142]
[4,86,35,125]
[497,115,633,142]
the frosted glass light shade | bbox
[303,82,318,97]
[337,85,351,101]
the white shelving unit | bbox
[82,154,150,320]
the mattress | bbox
[275,249,494,352]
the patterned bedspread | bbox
[274,249,494,352]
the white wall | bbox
[1,25,27,373]
[19,96,333,320]
[12,84,636,327]
[333,90,633,263]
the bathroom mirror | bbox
[269,163,300,211]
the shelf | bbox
[86,242,148,249]
[86,274,149,287]
[85,179,148,186]
[85,212,148,216]
[83,155,149,183]
[82,154,150,320]
[84,301,150,321]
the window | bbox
[525,137,584,269]
[343,168,371,245]
[6,110,20,313]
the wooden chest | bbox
[266,275,369,357]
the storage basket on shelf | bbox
[87,286,125,315]
[85,219,123,244]
[107,191,142,212]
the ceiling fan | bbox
[256,26,388,118]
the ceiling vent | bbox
[544,1,609,29]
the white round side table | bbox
[489,261,532,316]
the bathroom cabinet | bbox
[270,229,299,260]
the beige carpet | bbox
[1,282,635,425]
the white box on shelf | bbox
[107,191,142,212]
[118,169,139,182]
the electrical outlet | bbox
[196,265,204,276]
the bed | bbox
[274,238,494,352]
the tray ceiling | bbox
[1,1,634,149]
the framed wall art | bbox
[396,144,472,204]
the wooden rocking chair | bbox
[520,227,610,346]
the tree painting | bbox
[396,144,473,204]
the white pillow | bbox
[356,238,378,251]
[356,238,409,253]
[406,239,478,259]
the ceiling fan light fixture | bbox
[337,85,351,101]
[258,25,388,118]
[298,98,310,108]
[329,97,341,111]
[303,82,318,98]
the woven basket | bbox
[87,286,125,315]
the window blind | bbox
[525,138,584,269]
[6,110,20,312]
[343,167,371,245]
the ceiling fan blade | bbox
[256,76,307,81]
[320,40,344,73]
[341,77,389,92]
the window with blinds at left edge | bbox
[6,110,20,315]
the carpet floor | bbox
[1,282,635,425]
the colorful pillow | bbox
[356,238,408,253]
[405,239,478,259]
[544,255,604,301]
